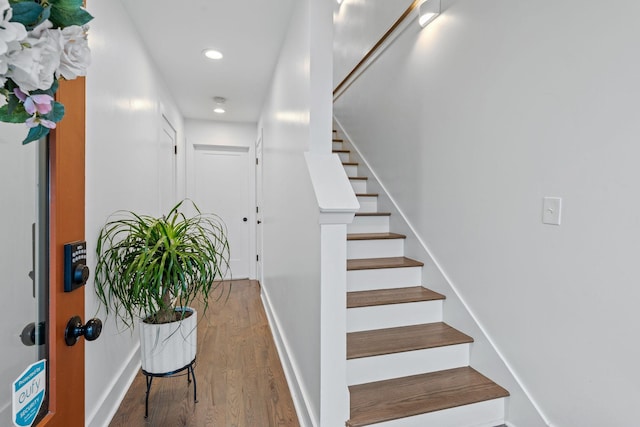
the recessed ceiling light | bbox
[213,108,225,114]
[203,49,223,60]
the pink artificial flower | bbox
[13,87,27,101]
[13,88,54,115]
[26,94,54,114]
[26,115,56,129]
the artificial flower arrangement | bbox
[0,0,93,144]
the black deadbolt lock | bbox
[64,241,89,292]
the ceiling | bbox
[121,0,296,123]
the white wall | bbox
[85,1,184,425]
[333,0,412,85]
[334,1,640,426]
[257,0,334,424]
[185,120,256,149]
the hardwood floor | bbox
[109,280,300,427]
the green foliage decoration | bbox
[1,0,93,144]
[94,200,231,328]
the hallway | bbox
[109,280,300,426]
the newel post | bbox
[305,152,359,426]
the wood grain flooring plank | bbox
[109,280,299,427]
[347,256,424,271]
[347,286,445,308]
[347,232,406,240]
[347,322,473,359]
[348,367,510,426]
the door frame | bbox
[38,77,86,427]
[255,130,264,284]
[159,114,177,214]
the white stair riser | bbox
[336,151,350,162]
[364,398,506,427]
[350,179,367,194]
[347,344,470,385]
[348,216,389,234]
[357,196,378,213]
[347,300,442,332]
[332,141,343,150]
[343,164,358,176]
[347,266,422,291]
[347,238,404,260]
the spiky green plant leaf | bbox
[95,200,231,329]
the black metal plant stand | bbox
[141,358,197,418]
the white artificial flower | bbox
[7,20,62,91]
[57,25,90,80]
[0,52,7,76]
[0,0,27,57]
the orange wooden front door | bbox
[37,77,87,427]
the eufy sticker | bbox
[12,359,46,427]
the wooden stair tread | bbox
[349,176,368,181]
[347,257,423,271]
[347,286,444,308]
[347,322,473,359]
[355,193,378,197]
[354,212,390,217]
[343,162,358,166]
[347,367,509,427]
[333,138,343,142]
[347,232,405,241]
[333,149,350,153]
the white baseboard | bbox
[260,287,317,427]
[85,345,141,427]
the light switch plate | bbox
[542,197,562,225]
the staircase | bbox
[334,130,510,427]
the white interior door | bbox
[192,145,251,279]
[158,116,177,214]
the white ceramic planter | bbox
[139,307,197,374]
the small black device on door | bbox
[64,241,89,292]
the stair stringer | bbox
[334,117,549,427]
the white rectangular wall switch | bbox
[542,197,562,225]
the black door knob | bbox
[257,220,262,224]
[243,217,248,222]
[20,321,46,346]
[65,316,102,346]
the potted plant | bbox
[94,200,230,374]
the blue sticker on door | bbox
[12,359,46,427]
